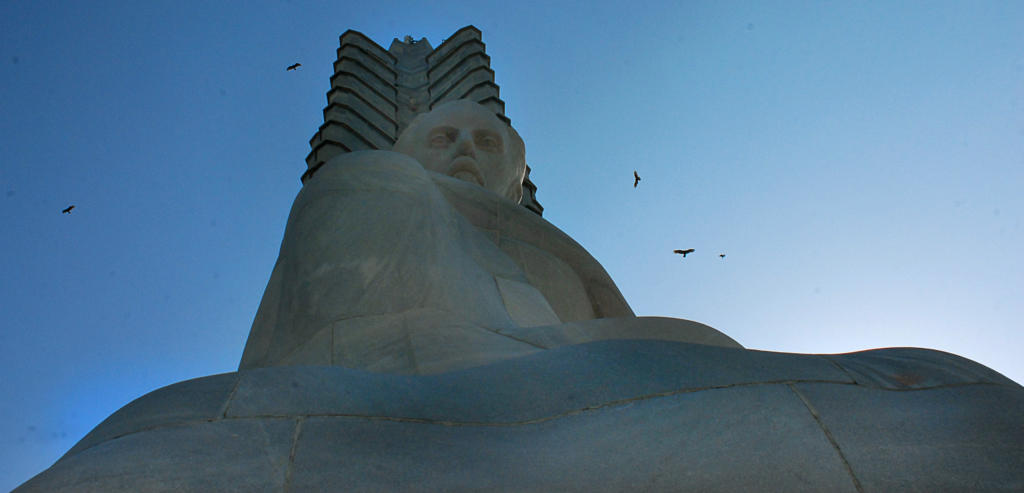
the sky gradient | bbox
[2,1,1022,489]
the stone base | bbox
[16,339,1024,492]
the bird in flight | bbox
[719,254,726,259]
[633,170,641,188]
[286,63,301,71]
[62,205,75,214]
[673,248,695,258]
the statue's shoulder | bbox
[307,150,429,186]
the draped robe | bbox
[15,151,1024,492]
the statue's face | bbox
[394,100,525,202]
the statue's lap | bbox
[17,337,1023,492]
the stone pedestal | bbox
[16,339,1023,492]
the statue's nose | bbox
[454,130,475,157]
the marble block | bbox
[17,339,1023,492]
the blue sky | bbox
[2,0,1022,489]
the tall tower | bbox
[302,25,543,215]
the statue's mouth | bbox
[448,156,485,187]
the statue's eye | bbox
[477,135,500,151]
[430,134,451,147]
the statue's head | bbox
[394,100,526,202]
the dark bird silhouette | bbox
[673,248,695,258]
[633,170,641,188]
[62,205,75,214]
[286,63,301,71]
[719,254,726,259]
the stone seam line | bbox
[282,417,305,493]
[217,376,243,419]
[61,380,1009,459]
[822,356,860,383]
[787,383,866,493]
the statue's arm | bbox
[242,150,530,368]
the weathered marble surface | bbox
[242,105,643,374]
[17,340,1023,492]
[18,98,1024,491]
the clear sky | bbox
[2,0,1022,489]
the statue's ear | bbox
[506,181,524,204]
[503,125,526,204]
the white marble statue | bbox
[15,100,1024,492]
[239,99,738,375]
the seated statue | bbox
[239,99,739,375]
[15,100,1024,492]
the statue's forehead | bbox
[414,103,504,133]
